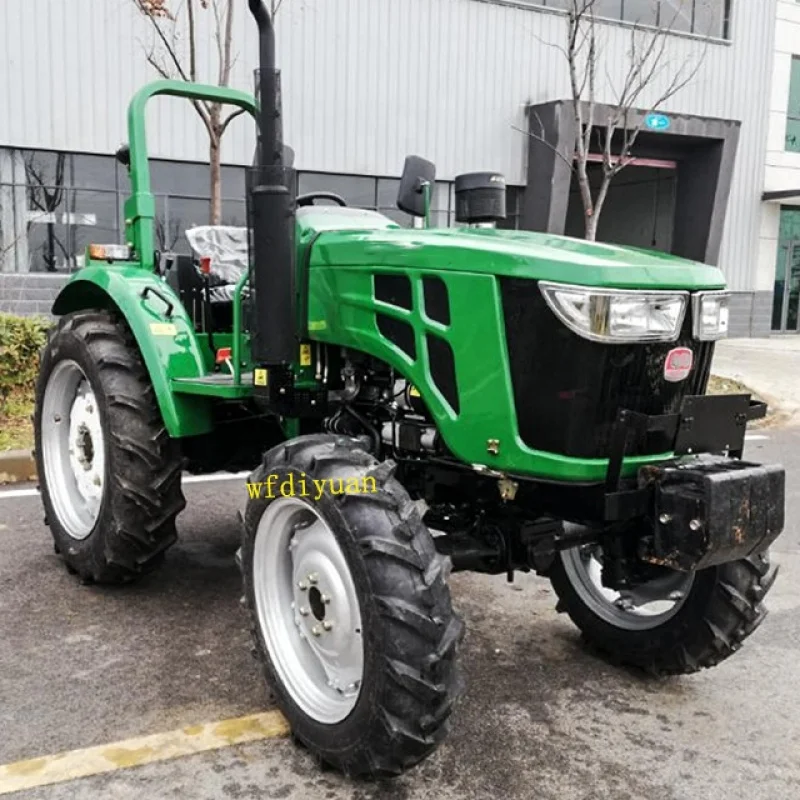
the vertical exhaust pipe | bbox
[248,0,296,365]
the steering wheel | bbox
[296,191,348,207]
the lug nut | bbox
[322,620,333,631]
[299,606,310,617]
[308,573,319,585]
[658,513,672,525]
[297,580,308,591]
[321,594,331,605]
[689,519,703,532]
[311,625,322,637]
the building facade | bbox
[761,0,800,333]
[0,0,782,336]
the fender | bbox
[52,265,213,437]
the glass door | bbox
[775,240,800,332]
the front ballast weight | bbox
[602,391,784,572]
[643,460,784,572]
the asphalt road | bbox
[1,430,800,800]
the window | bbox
[771,206,800,331]
[0,145,460,273]
[0,147,255,272]
[505,0,731,38]
[298,173,376,208]
[620,0,660,27]
[787,56,800,153]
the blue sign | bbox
[645,113,671,132]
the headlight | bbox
[693,291,730,340]
[538,281,688,343]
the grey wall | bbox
[0,275,67,317]
[728,292,774,337]
[0,0,777,293]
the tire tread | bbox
[35,310,184,584]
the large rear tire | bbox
[549,544,778,675]
[34,310,185,584]
[242,435,464,778]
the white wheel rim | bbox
[253,496,364,724]
[41,360,106,540]
[560,544,694,631]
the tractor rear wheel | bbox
[549,544,778,675]
[34,310,185,584]
[242,435,464,778]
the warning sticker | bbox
[149,322,177,336]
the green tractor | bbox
[34,0,785,778]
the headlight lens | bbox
[693,291,730,340]
[538,282,688,343]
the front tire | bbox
[242,435,464,778]
[549,545,778,675]
[34,311,185,584]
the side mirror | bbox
[397,156,436,217]
[115,144,130,168]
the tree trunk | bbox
[584,214,598,242]
[46,223,56,271]
[209,136,222,225]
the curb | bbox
[0,450,36,484]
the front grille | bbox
[499,278,714,459]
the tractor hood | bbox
[301,211,725,291]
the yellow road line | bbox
[0,711,290,796]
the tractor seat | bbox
[185,225,249,288]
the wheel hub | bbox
[67,386,104,508]
[291,520,363,696]
[41,361,106,540]
[560,544,695,631]
[253,496,364,723]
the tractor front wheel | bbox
[34,311,185,584]
[549,544,778,675]
[242,435,463,778]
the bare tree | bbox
[528,0,708,241]
[25,153,69,271]
[134,0,246,225]
[155,215,184,251]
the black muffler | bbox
[248,0,296,366]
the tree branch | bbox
[211,0,225,84]
[555,0,709,239]
[187,0,197,82]
[137,2,215,139]
[221,0,235,87]
[511,123,576,173]
[220,107,246,137]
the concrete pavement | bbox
[714,337,800,422]
[1,429,799,799]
